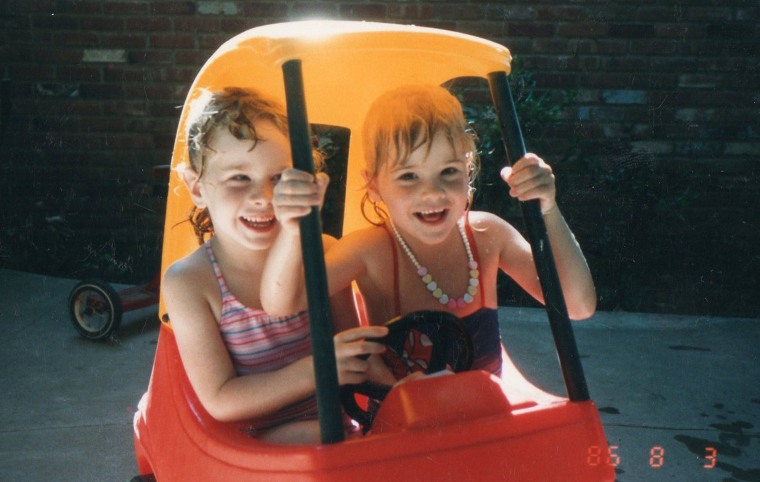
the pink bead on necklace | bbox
[390,218,479,309]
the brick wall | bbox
[1,1,757,317]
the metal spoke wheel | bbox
[67,279,122,340]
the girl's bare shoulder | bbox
[162,246,215,296]
[337,225,389,249]
[330,225,392,268]
[161,245,223,328]
[467,210,517,236]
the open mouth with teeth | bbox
[240,215,276,231]
[414,208,448,224]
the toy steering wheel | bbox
[340,310,473,432]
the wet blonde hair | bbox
[361,84,479,224]
[184,86,322,243]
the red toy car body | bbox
[133,20,614,481]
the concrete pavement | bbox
[502,307,760,481]
[1,269,758,481]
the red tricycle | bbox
[132,20,614,481]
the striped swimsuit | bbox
[205,241,318,431]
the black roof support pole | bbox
[282,59,345,443]
[487,70,590,402]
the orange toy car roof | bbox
[161,20,512,317]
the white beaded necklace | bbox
[390,217,480,309]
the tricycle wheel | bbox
[68,279,122,340]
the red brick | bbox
[532,72,579,89]
[128,50,175,65]
[55,0,103,14]
[80,16,125,31]
[80,82,125,99]
[103,1,149,15]
[630,39,679,55]
[123,84,184,101]
[557,23,607,37]
[173,17,221,33]
[22,47,82,64]
[81,117,125,132]
[5,0,55,13]
[100,33,148,49]
[103,100,149,117]
[637,7,683,23]
[174,50,214,66]
[220,18,251,33]
[150,2,196,16]
[415,21,458,32]
[9,64,56,81]
[31,14,80,30]
[105,133,156,150]
[340,4,387,20]
[500,38,532,56]
[104,65,150,82]
[199,34,234,49]
[51,100,102,116]
[436,5,485,21]
[292,3,338,17]
[57,65,102,82]
[153,66,198,83]
[51,31,100,46]
[705,22,755,40]
[149,34,195,49]
[687,7,733,22]
[0,12,31,31]
[536,6,588,22]
[154,133,178,150]
[655,24,701,38]
[150,100,187,117]
[125,117,178,134]
[241,3,289,18]
[457,21,504,40]
[649,57,698,73]
[608,23,655,38]
[125,16,172,32]
[590,39,627,55]
[697,56,748,73]
[485,5,536,21]
[582,72,638,89]
[532,38,579,54]
[508,22,555,38]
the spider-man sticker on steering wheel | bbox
[383,328,435,379]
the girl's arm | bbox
[260,168,327,315]
[164,254,388,423]
[500,153,596,320]
[262,169,367,318]
[539,205,596,319]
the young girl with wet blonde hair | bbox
[263,83,595,378]
[162,87,387,444]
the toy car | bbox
[132,20,614,481]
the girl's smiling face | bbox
[193,120,292,251]
[369,130,471,245]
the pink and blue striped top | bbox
[205,241,318,431]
